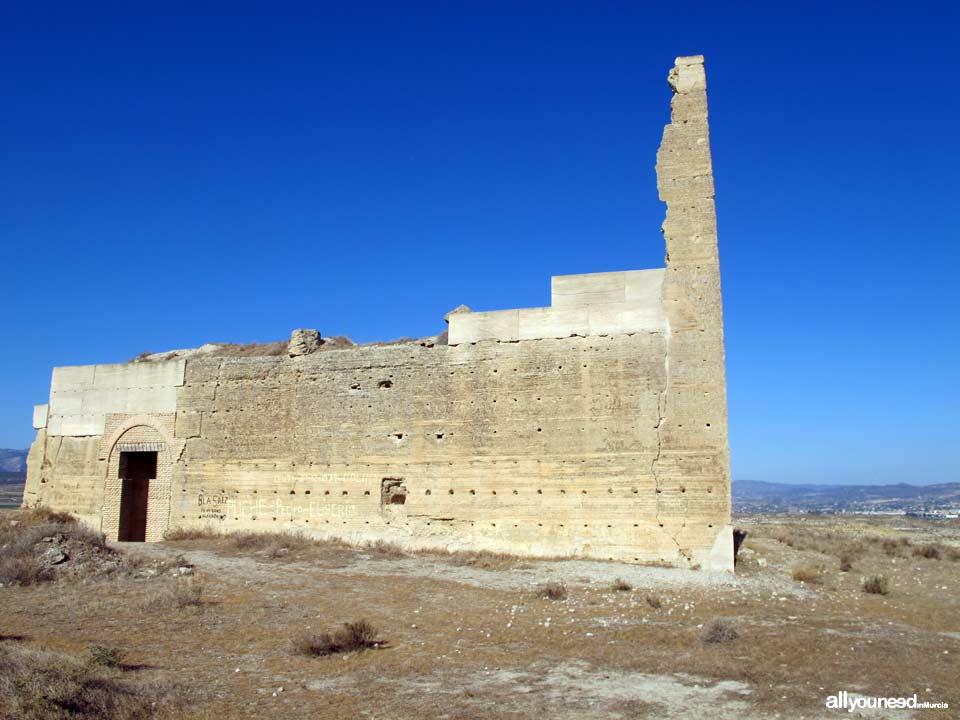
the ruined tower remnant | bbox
[24,56,734,571]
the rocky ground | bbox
[1,511,957,719]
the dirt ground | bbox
[1,513,958,719]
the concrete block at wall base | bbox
[702,524,734,573]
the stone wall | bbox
[24,55,733,571]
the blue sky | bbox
[2,2,957,484]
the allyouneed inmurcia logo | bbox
[825,691,948,712]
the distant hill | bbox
[0,449,28,472]
[734,479,960,513]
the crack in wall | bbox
[650,326,690,566]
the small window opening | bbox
[380,478,407,505]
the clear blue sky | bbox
[2,2,958,484]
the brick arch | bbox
[102,423,174,542]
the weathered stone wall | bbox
[24,56,733,571]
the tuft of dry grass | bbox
[171,576,205,608]
[535,582,567,601]
[431,548,524,570]
[363,539,405,559]
[912,544,942,560]
[146,575,206,610]
[163,527,221,541]
[0,643,172,719]
[229,530,315,554]
[838,554,854,572]
[86,645,126,669]
[0,555,54,586]
[791,564,823,584]
[204,341,288,358]
[611,578,632,592]
[878,537,911,557]
[863,575,890,595]
[645,595,663,609]
[700,618,739,644]
[0,506,112,586]
[294,620,382,657]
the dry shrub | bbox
[791,564,823,584]
[0,507,110,586]
[645,595,663,609]
[171,576,205,608]
[611,578,632,592]
[163,527,220,541]
[700,618,739,644]
[229,531,314,553]
[764,526,866,560]
[18,507,78,526]
[838,555,854,572]
[204,341,288,358]
[146,575,206,610]
[878,537,911,557]
[0,555,54,586]
[86,645,126,669]
[363,540,405,559]
[912,544,941,560]
[863,575,890,595]
[294,620,382,657]
[536,582,568,601]
[435,549,522,570]
[0,643,172,719]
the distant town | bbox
[733,479,960,518]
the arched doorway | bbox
[104,425,172,542]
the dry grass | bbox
[790,564,823,584]
[363,539,405,559]
[879,537,911,557]
[912,543,942,560]
[863,575,890,595]
[611,578,632,592]
[0,507,110,586]
[535,582,567,601]
[86,645,127,669]
[170,576,205,608]
[700,618,739,644]
[293,620,383,657]
[426,548,526,570]
[0,555,54,586]
[202,341,288,358]
[3,512,959,718]
[163,527,221,541]
[0,643,173,719]
[228,530,317,555]
[145,575,206,610]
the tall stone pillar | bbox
[655,56,733,572]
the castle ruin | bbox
[24,56,734,571]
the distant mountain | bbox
[734,479,960,513]
[0,449,28,473]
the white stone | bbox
[32,404,48,429]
